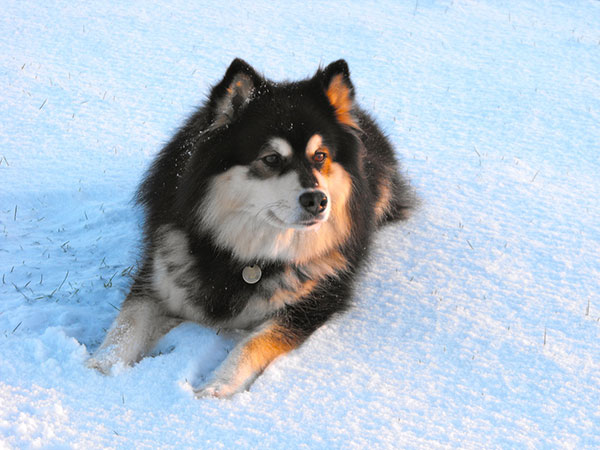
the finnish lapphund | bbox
[87,59,415,397]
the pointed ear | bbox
[208,58,262,128]
[319,59,359,130]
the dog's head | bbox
[188,59,365,263]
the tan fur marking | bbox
[318,149,332,176]
[305,135,331,175]
[195,322,301,397]
[326,74,359,129]
[241,324,299,373]
[269,277,317,307]
[374,181,392,223]
[305,134,323,158]
[268,251,348,306]
[299,249,348,279]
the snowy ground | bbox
[1,0,599,448]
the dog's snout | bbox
[299,191,328,215]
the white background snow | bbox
[1,0,599,448]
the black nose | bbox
[299,191,328,215]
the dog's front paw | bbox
[86,348,121,375]
[194,381,236,399]
[85,355,113,375]
[194,376,251,399]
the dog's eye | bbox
[313,151,327,164]
[262,154,282,167]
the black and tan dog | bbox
[87,59,414,397]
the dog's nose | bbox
[299,191,328,215]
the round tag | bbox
[242,265,262,284]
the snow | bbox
[1,0,599,447]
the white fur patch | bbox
[268,137,293,158]
[152,226,204,321]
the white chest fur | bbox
[151,226,204,322]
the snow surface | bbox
[2,0,599,448]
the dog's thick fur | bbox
[87,59,414,397]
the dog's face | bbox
[216,134,331,229]
[190,60,362,263]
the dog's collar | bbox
[242,265,262,284]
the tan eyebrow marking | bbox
[305,134,323,158]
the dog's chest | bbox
[150,226,291,327]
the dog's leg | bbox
[86,294,181,374]
[195,321,302,398]
[195,281,351,398]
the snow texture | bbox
[1,0,599,448]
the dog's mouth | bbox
[266,210,328,230]
[296,219,324,230]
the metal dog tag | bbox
[242,265,262,284]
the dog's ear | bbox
[319,60,359,130]
[208,59,262,128]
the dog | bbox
[87,59,415,397]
